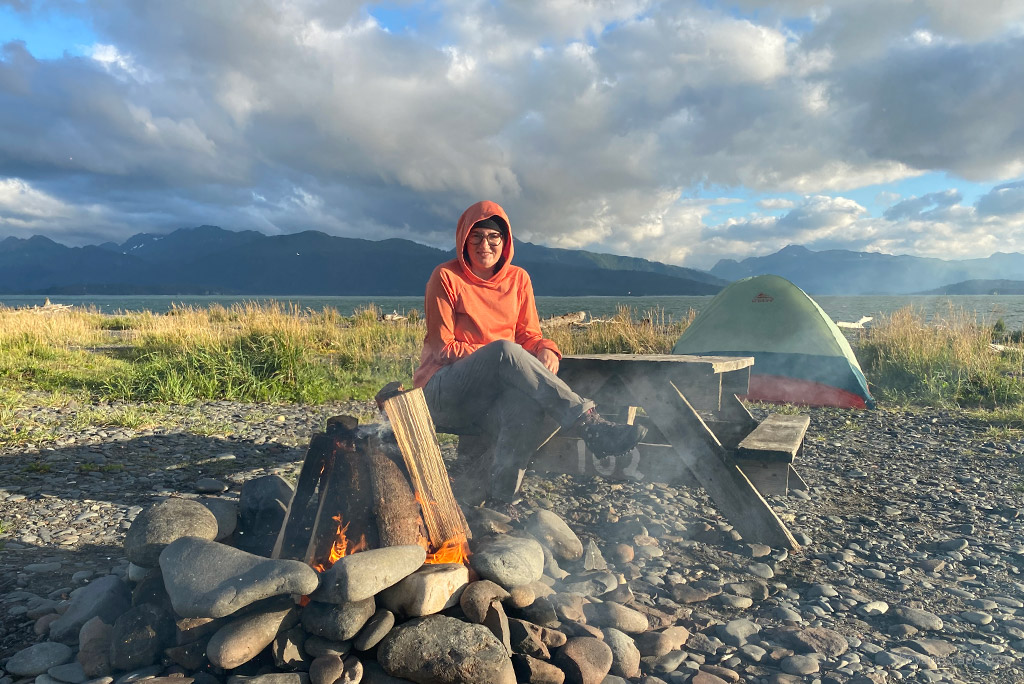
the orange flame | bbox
[313,515,368,572]
[425,537,471,565]
[413,492,471,565]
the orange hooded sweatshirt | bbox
[412,200,561,388]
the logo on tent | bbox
[752,292,774,303]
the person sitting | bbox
[413,200,647,505]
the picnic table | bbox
[531,354,803,551]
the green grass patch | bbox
[79,463,125,473]
[23,461,51,474]
[857,307,1024,408]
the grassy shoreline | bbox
[2,301,1024,438]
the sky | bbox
[1,1,1024,270]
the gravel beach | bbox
[1,399,1023,683]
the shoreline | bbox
[1,398,1023,681]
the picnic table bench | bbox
[527,354,807,551]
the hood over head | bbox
[456,200,513,282]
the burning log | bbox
[274,401,471,572]
[368,432,427,548]
[378,386,471,558]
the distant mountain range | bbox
[918,279,1024,295]
[6,227,1024,296]
[0,226,725,296]
[711,245,1024,295]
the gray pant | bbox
[423,340,594,501]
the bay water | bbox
[4,294,1024,330]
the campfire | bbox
[271,387,472,573]
[59,385,679,684]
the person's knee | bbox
[483,339,524,362]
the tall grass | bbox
[857,306,1024,407]
[0,303,424,403]
[7,302,1022,411]
[545,306,694,355]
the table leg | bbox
[622,375,800,552]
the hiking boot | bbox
[579,408,647,456]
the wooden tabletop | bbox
[560,354,754,374]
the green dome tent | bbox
[673,274,875,409]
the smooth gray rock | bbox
[196,478,228,493]
[961,610,992,625]
[581,601,648,634]
[199,498,239,541]
[891,646,938,670]
[311,545,426,604]
[5,643,73,676]
[207,605,296,669]
[109,603,176,671]
[781,654,819,675]
[604,628,641,679]
[48,662,86,684]
[50,576,131,645]
[309,655,344,684]
[77,616,114,678]
[903,638,957,659]
[470,535,545,589]
[227,676,308,684]
[891,606,944,631]
[124,499,219,568]
[634,627,690,658]
[526,510,584,562]
[377,563,469,618]
[553,637,613,684]
[354,610,396,651]
[301,599,376,642]
[717,619,760,647]
[510,654,565,684]
[235,475,294,557]
[302,635,351,658]
[159,536,319,618]
[783,627,849,657]
[378,615,515,684]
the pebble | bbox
[5,642,73,676]
[526,509,584,562]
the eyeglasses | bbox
[467,231,503,246]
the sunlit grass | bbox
[545,306,694,355]
[4,301,1024,415]
[857,305,1024,408]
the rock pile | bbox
[3,473,705,684]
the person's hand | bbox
[537,348,560,374]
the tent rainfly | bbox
[673,274,875,409]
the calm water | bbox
[4,294,1024,329]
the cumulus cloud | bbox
[883,189,962,220]
[757,198,796,210]
[684,187,1024,269]
[0,0,1023,268]
[976,181,1024,218]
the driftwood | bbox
[380,387,471,548]
[540,311,587,328]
